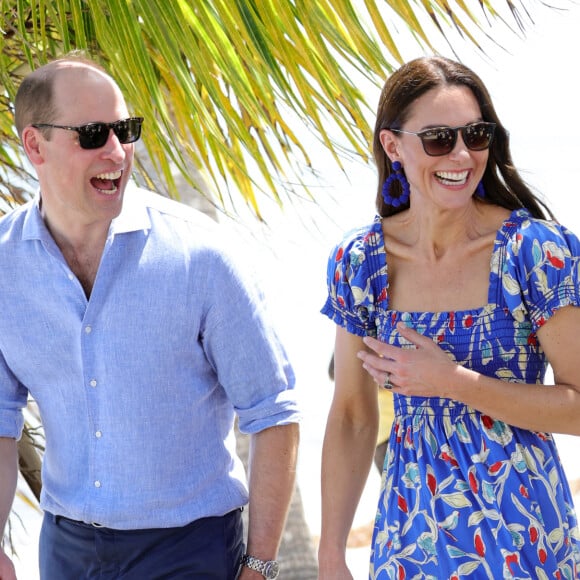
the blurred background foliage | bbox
[0,0,561,220]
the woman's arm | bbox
[318,326,379,579]
[358,307,580,435]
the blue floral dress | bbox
[322,209,580,580]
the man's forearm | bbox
[245,423,299,560]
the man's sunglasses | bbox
[389,122,496,157]
[32,117,144,150]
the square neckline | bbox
[377,208,522,317]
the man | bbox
[0,55,299,580]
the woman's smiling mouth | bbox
[435,170,469,186]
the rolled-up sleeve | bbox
[0,350,28,439]
[198,245,300,435]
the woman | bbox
[319,56,580,579]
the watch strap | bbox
[241,554,279,578]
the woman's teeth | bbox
[435,170,469,186]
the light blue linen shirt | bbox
[0,185,299,529]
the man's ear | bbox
[378,129,401,164]
[21,126,45,165]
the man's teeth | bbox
[435,170,469,185]
[95,170,122,180]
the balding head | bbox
[14,55,114,138]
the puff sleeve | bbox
[320,218,387,338]
[501,212,580,332]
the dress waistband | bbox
[394,395,479,418]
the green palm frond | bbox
[0,0,560,218]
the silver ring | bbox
[383,372,393,390]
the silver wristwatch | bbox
[240,554,280,579]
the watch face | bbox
[263,561,280,579]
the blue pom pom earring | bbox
[382,161,411,208]
[475,181,486,198]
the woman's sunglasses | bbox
[389,122,496,157]
[32,117,144,150]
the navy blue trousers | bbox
[39,509,244,579]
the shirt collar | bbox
[109,182,151,235]
[21,182,151,241]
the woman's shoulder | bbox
[497,208,580,328]
[333,216,383,253]
[325,216,382,269]
[500,208,580,253]
[323,216,387,335]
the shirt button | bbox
[89,379,97,388]
[95,431,102,438]
[94,481,101,488]
[85,326,92,334]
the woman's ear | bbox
[21,126,45,165]
[379,129,401,164]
